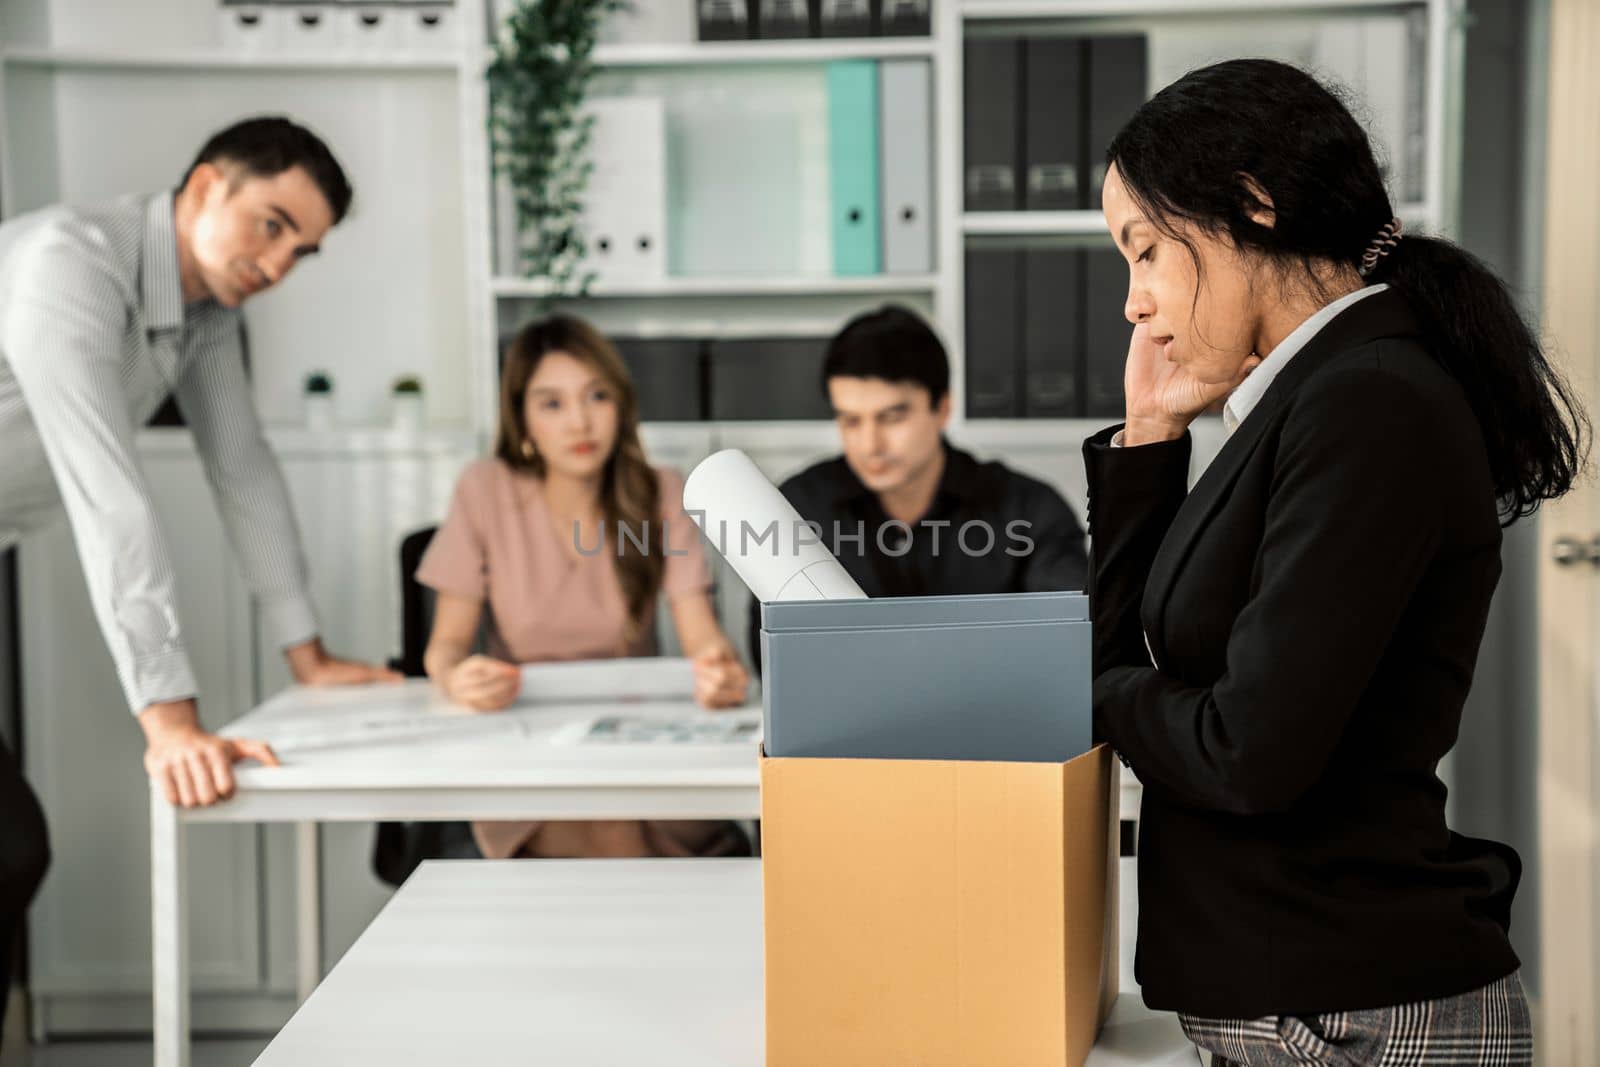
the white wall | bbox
[9,67,471,428]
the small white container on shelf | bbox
[596,2,695,46]
[304,394,335,430]
[339,4,404,55]
[303,373,336,430]
[397,4,460,53]
[281,4,343,52]
[390,378,426,436]
[218,3,286,53]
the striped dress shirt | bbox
[0,191,318,712]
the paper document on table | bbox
[234,660,702,754]
[559,711,763,746]
[264,712,526,755]
[519,657,696,704]
[224,681,521,754]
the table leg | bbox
[150,786,188,1067]
[295,822,322,1002]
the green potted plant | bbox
[487,0,628,304]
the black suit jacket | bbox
[1085,289,1520,1018]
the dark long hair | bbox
[1107,58,1586,523]
[496,313,664,637]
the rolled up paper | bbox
[683,448,867,603]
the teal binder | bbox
[827,61,882,276]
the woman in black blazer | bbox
[1087,60,1586,1066]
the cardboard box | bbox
[761,744,1120,1066]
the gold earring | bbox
[521,439,536,459]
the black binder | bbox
[698,0,756,40]
[1085,34,1148,209]
[612,338,707,422]
[1021,247,1082,417]
[818,0,874,36]
[880,0,931,36]
[1082,247,1129,418]
[963,37,1021,212]
[708,338,833,420]
[756,0,817,38]
[964,246,1022,418]
[1023,37,1085,212]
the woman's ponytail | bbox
[1378,236,1588,522]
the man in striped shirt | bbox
[0,116,400,1036]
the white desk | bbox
[251,859,1196,1066]
[152,681,1147,1067]
[150,681,765,1067]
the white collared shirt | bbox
[1221,283,1389,436]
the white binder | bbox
[878,59,934,274]
[581,96,669,286]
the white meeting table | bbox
[150,680,764,1067]
[251,859,1199,1066]
[150,679,1145,1067]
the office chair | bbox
[371,526,479,887]
[388,526,439,679]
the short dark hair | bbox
[821,304,949,408]
[179,116,353,224]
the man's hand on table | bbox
[139,638,399,809]
[139,699,278,809]
[286,636,404,687]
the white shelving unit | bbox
[0,45,462,71]
[949,0,1466,428]
[491,273,942,299]
[0,0,1469,446]
[489,0,1465,442]
[960,201,1443,238]
[478,18,963,429]
[960,0,1427,15]
[592,37,938,66]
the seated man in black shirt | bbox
[747,305,1087,668]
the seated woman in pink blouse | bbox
[415,313,751,859]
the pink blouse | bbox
[415,458,716,860]
[416,458,711,663]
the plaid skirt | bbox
[1179,970,1532,1066]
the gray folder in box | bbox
[760,591,1091,762]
